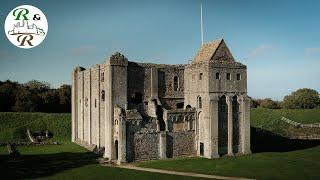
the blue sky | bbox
[0,0,319,100]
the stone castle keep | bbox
[71,39,251,163]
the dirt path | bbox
[102,164,253,180]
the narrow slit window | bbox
[173,76,179,91]
[101,72,104,82]
[101,90,105,101]
[198,96,202,109]
[237,73,241,80]
[227,73,231,80]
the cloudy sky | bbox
[0,0,319,100]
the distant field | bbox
[251,108,320,125]
[251,108,320,136]
[0,112,71,142]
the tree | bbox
[250,99,260,108]
[0,80,20,111]
[259,98,281,109]
[39,90,60,112]
[12,88,41,112]
[282,88,320,109]
[57,85,71,112]
[24,80,50,91]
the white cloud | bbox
[71,45,98,55]
[0,50,14,61]
[247,45,277,59]
[306,48,320,56]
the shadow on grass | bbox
[0,151,99,179]
[251,127,320,153]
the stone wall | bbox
[99,66,106,148]
[133,132,159,160]
[90,66,100,146]
[167,131,196,157]
[83,70,90,143]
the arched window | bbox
[216,72,220,79]
[173,76,179,91]
[198,96,202,109]
[186,105,191,109]
[101,72,104,82]
[101,90,105,101]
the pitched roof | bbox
[192,39,223,64]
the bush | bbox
[282,88,320,109]
[259,98,281,109]
[251,99,260,108]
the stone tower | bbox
[184,39,251,158]
[104,52,128,161]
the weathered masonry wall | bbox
[133,133,159,160]
[90,65,100,146]
[167,131,196,157]
[72,65,106,148]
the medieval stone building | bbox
[71,39,251,164]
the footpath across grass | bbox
[0,142,201,180]
[251,108,320,137]
[251,108,320,126]
[1,110,320,179]
[136,145,320,180]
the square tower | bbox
[184,39,251,158]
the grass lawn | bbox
[0,142,202,180]
[136,145,320,180]
[251,108,320,126]
[1,109,320,179]
[251,108,320,136]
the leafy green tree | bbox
[24,80,50,91]
[259,98,281,109]
[57,85,71,112]
[12,88,41,112]
[250,99,260,108]
[282,88,320,109]
[0,80,20,111]
[39,90,60,112]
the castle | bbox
[71,39,251,164]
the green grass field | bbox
[251,108,320,137]
[0,112,71,142]
[0,142,201,180]
[136,145,320,180]
[0,109,320,179]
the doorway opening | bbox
[200,142,204,156]
[115,140,118,160]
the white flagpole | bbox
[200,0,204,46]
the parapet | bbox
[106,52,128,66]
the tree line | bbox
[251,88,320,109]
[0,80,71,113]
[0,80,319,112]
